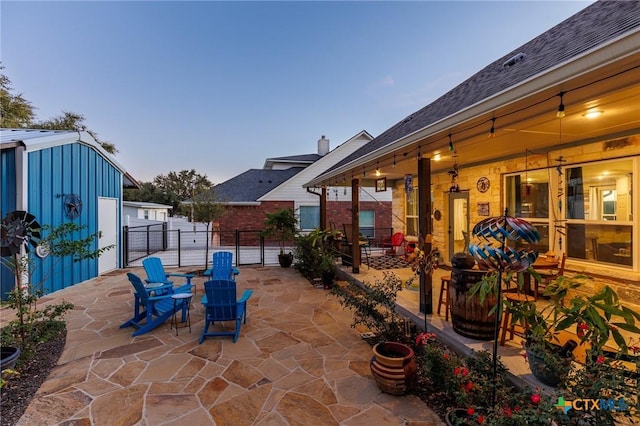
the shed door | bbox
[98,197,118,274]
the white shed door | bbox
[98,197,118,274]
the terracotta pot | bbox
[370,342,417,395]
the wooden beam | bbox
[351,178,361,273]
[418,157,433,314]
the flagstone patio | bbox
[6,266,445,425]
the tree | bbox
[0,64,116,154]
[123,181,174,206]
[153,170,213,219]
[33,111,117,154]
[192,190,227,243]
[0,65,35,127]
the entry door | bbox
[98,197,118,274]
[448,192,469,261]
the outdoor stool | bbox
[438,275,451,321]
[500,293,535,345]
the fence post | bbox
[122,226,129,267]
[177,229,181,267]
[235,229,240,264]
[162,222,167,250]
[205,223,210,270]
[146,225,151,256]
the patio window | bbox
[565,159,633,268]
[505,170,550,254]
[405,187,418,236]
[360,210,375,238]
[299,205,319,231]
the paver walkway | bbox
[12,266,444,425]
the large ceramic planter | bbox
[525,344,573,387]
[370,342,417,395]
[0,346,21,370]
[449,268,498,340]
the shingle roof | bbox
[267,154,322,163]
[212,168,305,202]
[330,0,640,171]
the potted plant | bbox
[506,274,640,388]
[262,208,297,268]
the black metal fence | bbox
[122,226,395,269]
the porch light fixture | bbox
[448,134,454,151]
[375,162,381,177]
[489,118,496,138]
[556,92,566,118]
[583,110,603,119]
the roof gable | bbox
[212,168,305,203]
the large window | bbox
[299,206,319,231]
[565,159,633,268]
[505,170,550,253]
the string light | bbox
[448,134,454,151]
[556,92,566,118]
[392,154,396,168]
[362,166,366,177]
[489,118,496,138]
[375,161,381,177]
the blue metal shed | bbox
[1,129,130,299]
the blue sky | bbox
[1,1,593,184]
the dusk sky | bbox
[1,1,593,184]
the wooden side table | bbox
[171,293,193,335]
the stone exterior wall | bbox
[387,136,639,309]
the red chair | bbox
[382,232,406,256]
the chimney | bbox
[318,135,330,156]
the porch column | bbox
[320,187,327,230]
[419,157,433,314]
[351,178,361,273]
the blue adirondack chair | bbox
[199,279,252,343]
[120,272,189,337]
[143,257,194,294]
[203,251,240,281]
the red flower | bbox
[504,407,512,417]
[477,415,484,424]
[596,355,605,364]
[444,353,450,360]
[467,407,475,416]
[464,381,474,392]
[531,393,541,404]
[513,406,520,412]
[454,367,461,375]
[461,367,469,376]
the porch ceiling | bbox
[314,49,640,188]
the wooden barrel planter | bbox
[370,342,417,395]
[449,268,498,341]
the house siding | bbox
[0,148,18,299]
[27,143,122,295]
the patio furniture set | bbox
[120,252,252,343]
